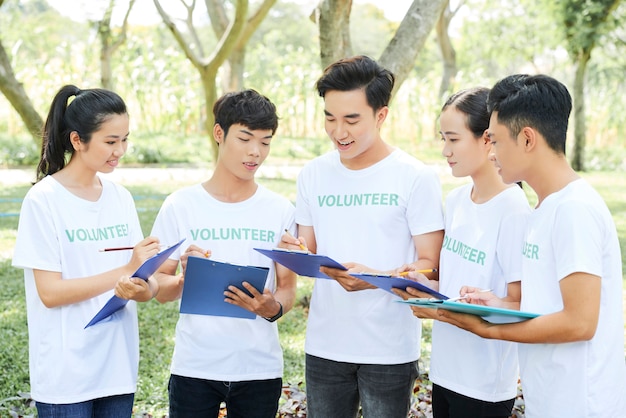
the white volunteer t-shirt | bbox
[150,183,295,381]
[518,179,626,418]
[430,183,530,402]
[296,149,444,364]
[12,175,144,404]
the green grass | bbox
[1,157,625,417]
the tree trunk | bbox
[98,0,134,90]
[379,0,447,98]
[436,0,457,101]
[317,0,353,69]
[207,0,276,92]
[571,50,590,172]
[0,40,43,146]
[222,47,246,92]
[154,0,249,163]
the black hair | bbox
[36,85,127,181]
[442,87,491,139]
[315,55,395,112]
[487,74,572,154]
[212,89,278,139]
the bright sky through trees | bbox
[46,0,413,24]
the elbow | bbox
[574,324,597,341]
[565,321,598,342]
[39,294,62,309]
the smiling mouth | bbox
[337,140,355,147]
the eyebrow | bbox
[105,132,130,139]
[238,128,272,140]
[324,110,360,119]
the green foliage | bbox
[555,0,622,57]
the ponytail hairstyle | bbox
[36,85,127,181]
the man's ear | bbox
[520,127,538,152]
[376,106,389,128]
[213,124,224,146]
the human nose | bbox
[247,141,260,157]
[113,142,126,157]
[441,140,452,158]
[330,121,348,140]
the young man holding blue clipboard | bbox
[284,56,445,418]
[417,75,626,417]
[150,89,297,418]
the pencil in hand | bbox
[398,269,437,277]
[99,244,167,252]
[284,229,308,252]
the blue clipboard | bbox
[397,298,539,324]
[350,273,449,300]
[180,256,269,319]
[253,248,347,279]
[85,238,186,328]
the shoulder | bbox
[101,177,133,198]
[299,151,339,174]
[164,183,203,201]
[257,184,293,204]
[388,149,439,177]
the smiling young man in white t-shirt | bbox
[428,74,626,418]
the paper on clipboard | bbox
[85,238,185,328]
[253,248,347,279]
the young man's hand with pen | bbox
[280,229,309,252]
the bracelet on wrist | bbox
[264,301,283,322]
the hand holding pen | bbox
[280,229,309,252]
[127,236,161,273]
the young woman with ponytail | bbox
[13,85,159,417]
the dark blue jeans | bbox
[305,354,418,418]
[168,374,282,418]
[35,393,134,418]
[432,384,515,418]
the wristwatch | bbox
[264,301,283,322]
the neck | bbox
[525,155,579,206]
[203,165,258,203]
[341,138,393,170]
[470,164,510,204]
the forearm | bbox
[154,272,183,303]
[34,264,137,308]
[486,310,597,343]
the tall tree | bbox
[97,0,136,90]
[0,0,43,145]
[154,0,279,160]
[555,0,622,171]
[205,0,276,92]
[436,0,463,101]
[313,0,447,98]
